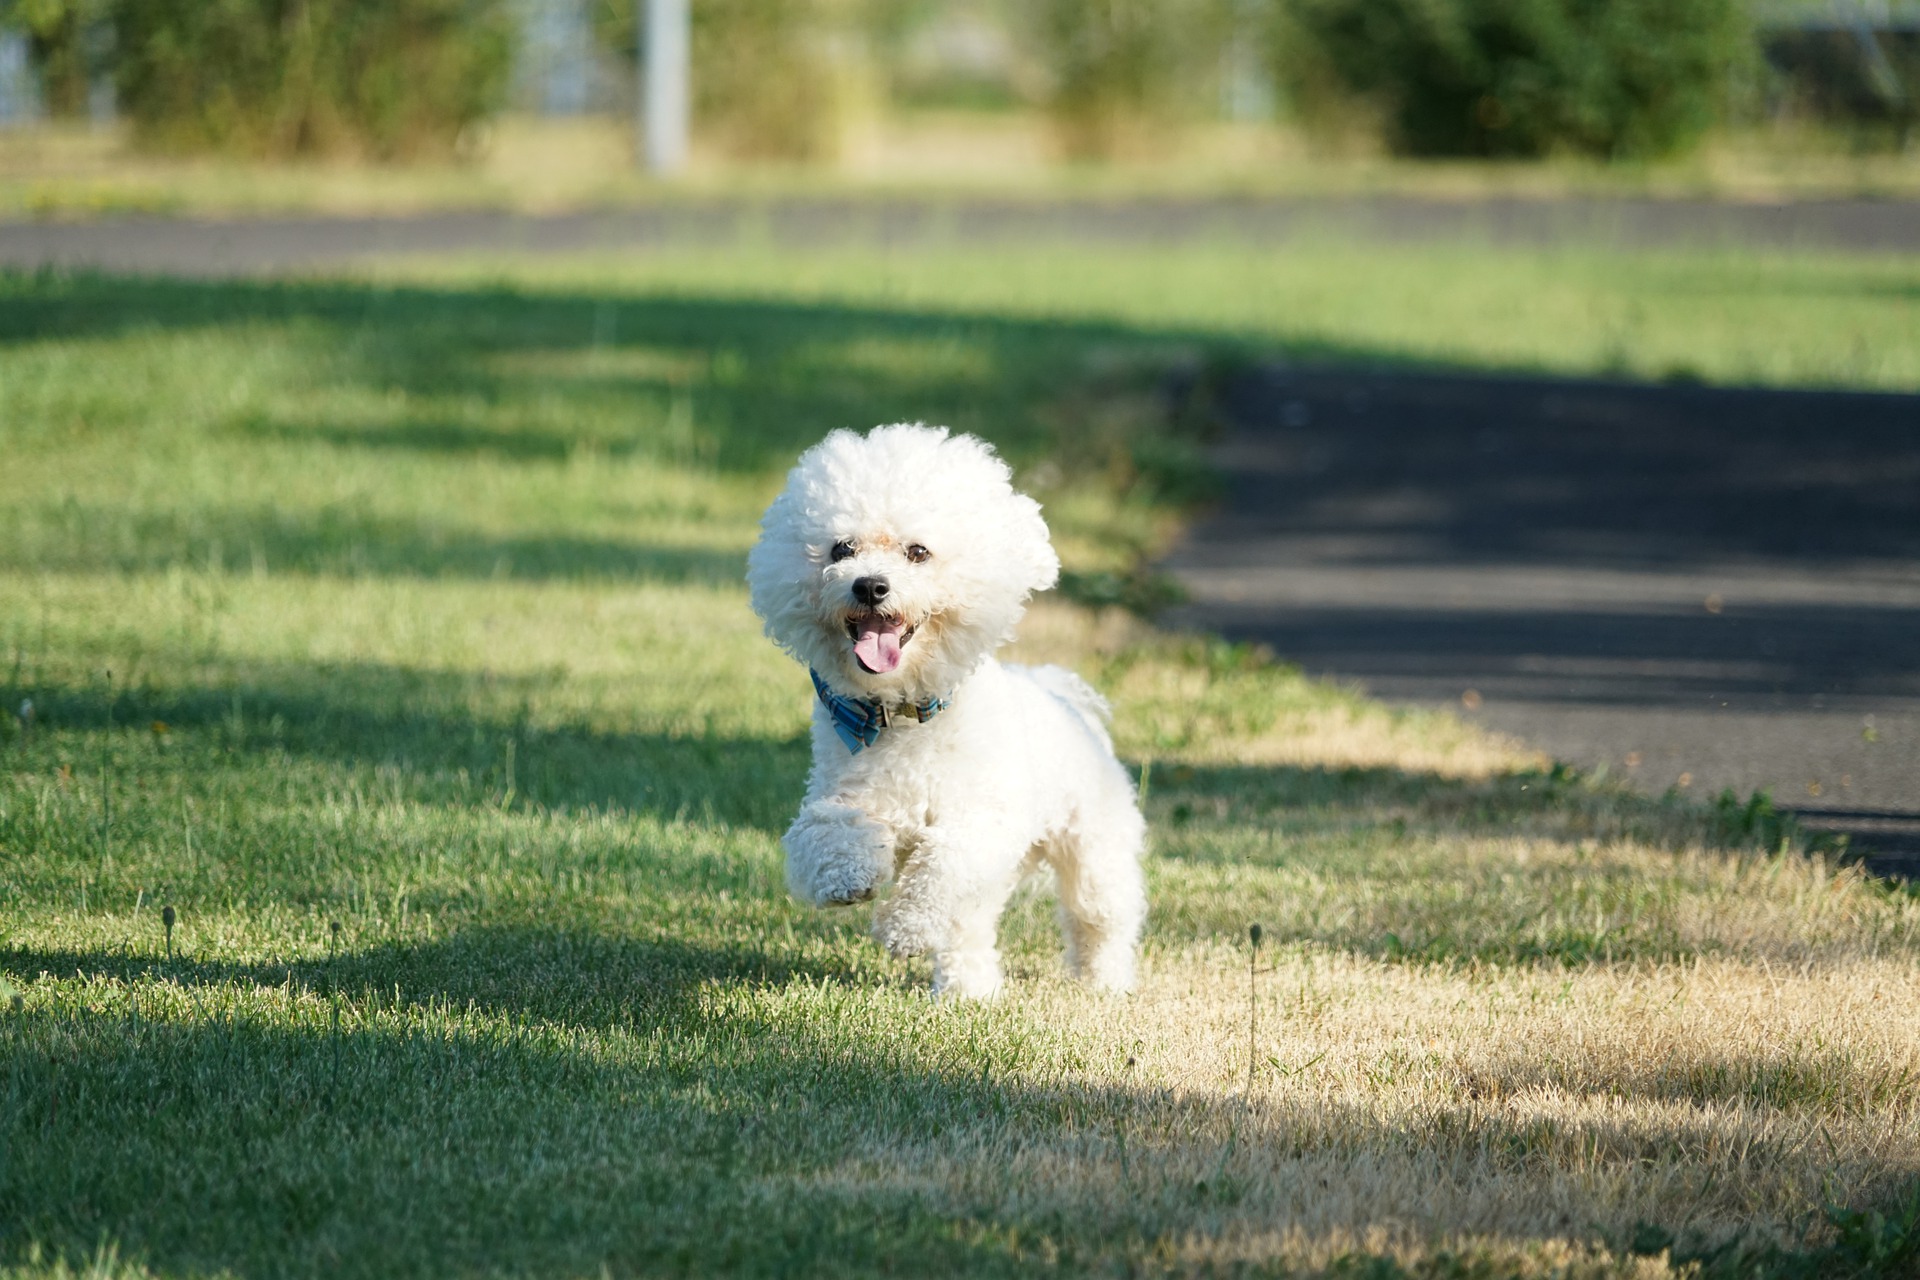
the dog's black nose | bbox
[852,575,890,607]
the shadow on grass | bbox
[1137,759,1883,967]
[0,930,1025,1277]
[4,926,850,1038]
[1152,758,1738,855]
[0,271,1247,593]
[6,498,750,584]
[0,273,1204,480]
[3,926,1917,1279]
[2,661,809,832]
[240,412,608,464]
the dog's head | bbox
[748,424,1059,703]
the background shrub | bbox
[591,0,843,162]
[688,0,837,160]
[1762,27,1919,150]
[1022,0,1236,160]
[113,0,511,159]
[2,0,113,117]
[1270,0,1751,159]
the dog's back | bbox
[1009,663,1115,751]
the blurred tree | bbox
[1023,0,1236,158]
[852,0,946,107]
[1,0,110,116]
[685,0,834,158]
[593,0,875,161]
[111,0,512,158]
[591,0,936,163]
[1269,0,1752,159]
[1761,18,1919,150]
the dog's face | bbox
[748,424,1060,703]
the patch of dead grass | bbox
[799,947,1920,1274]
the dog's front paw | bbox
[800,859,883,909]
[872,900,940,959]
[784,805,892,909]
[819,882,876,908]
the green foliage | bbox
[1270,0,1752,159]
[0,0,112,116]
[1710,787,1801,852]
[590,0,841,161]
[1022,0,1236,159]
[1762,28,1920,151]
[688,0,838,161]
[110,0,512,159]
[1826,1184,1920,1277]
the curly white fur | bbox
[748,424,1148,999]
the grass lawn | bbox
[3,234,1919,1278]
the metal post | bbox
[641,0,689,175]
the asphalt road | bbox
[1163,367,1920,876]
[3,193,1920,275]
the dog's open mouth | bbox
[846,611,916,674]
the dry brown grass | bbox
[800,940,1920,1274]
[6,113,1920,222]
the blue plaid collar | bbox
[810,669,950,754]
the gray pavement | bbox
[1163,366,1920,876]
[3,194,1920,276]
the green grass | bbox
[3,235,1919,1278]
[393,238,1920,393]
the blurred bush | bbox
[2,0,112,116]
[112,0,511,158]
[592,0,852,161]
[687,0,836,160]
[1022,0,1236,159]
[1269,0,1752,159]
[1762,26,1919,150]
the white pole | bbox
[642,0,689,175]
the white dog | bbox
[747,424,1147,999]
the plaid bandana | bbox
[810,669,950,754]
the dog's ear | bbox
[1007,493,1061,596]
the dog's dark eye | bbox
[829,539,856,563]
[905,544,931,564]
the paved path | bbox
[3,194,1919,276]
[1163,367,1920,876]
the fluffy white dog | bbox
[747,424,1147,999]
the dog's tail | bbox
[1017,664,1115,749]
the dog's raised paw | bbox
[872,903,938,958]
[803,862,884,909]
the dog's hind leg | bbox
[929,906,1006,1001]
[1048,807,1147,992]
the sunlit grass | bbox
[396,238,1920,393]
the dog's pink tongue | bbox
[852,618,904,673]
